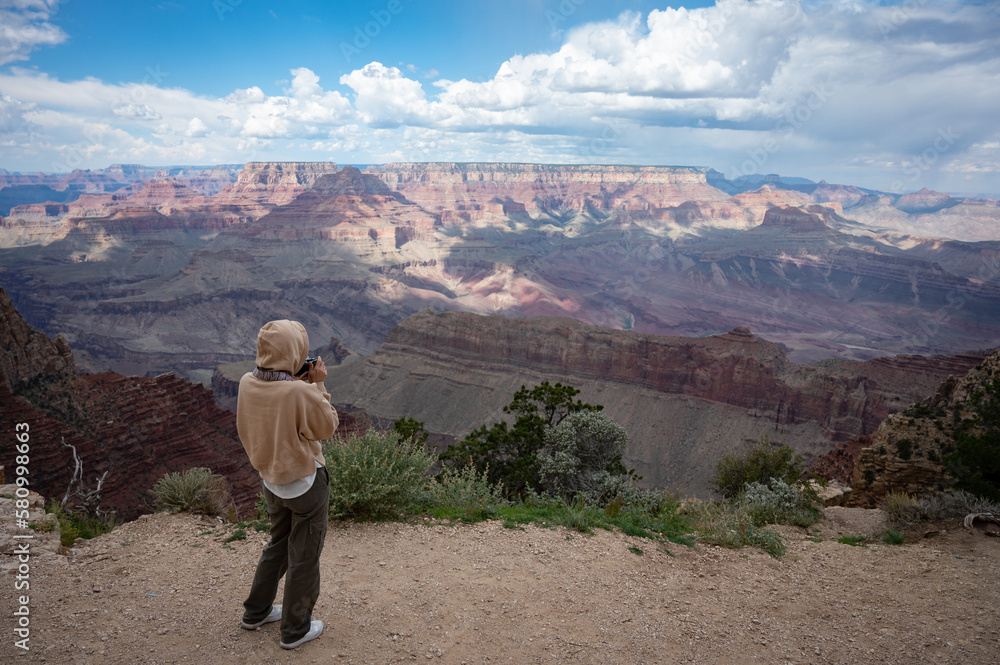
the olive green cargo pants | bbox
[242,466,330,644]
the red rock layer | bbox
[233,167,438,245]
[215,161,341,205]
[809,435,873,485]
[367,162,731,221]
[382,310,987,442]
[0,286,260,520]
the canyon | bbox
[1,161,998,389]
[1,160,998,495]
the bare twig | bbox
[61,437,83,509]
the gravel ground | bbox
[1,507,998,665]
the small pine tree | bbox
[439,381,602,496]
[393,417,429,445]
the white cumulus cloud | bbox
[0,1,998,195]
[0,0,66,66]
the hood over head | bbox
[255,319,309,374]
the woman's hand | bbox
[306,356,327,384]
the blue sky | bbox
[1,0,998,196]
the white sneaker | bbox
[240,604,282,629]
[280,620,324,650]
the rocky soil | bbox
[1,499,998,665]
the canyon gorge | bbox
[1,160,998,496]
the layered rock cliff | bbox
[1,175,271,248]
[4,162,1000,386]
[367,163,730,224]
[0,286,261,520]
[215,161,341,205]
[325,309,987,494]
[849,350,1000,502]
[229,167,438,247]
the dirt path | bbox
[2,507,998,665]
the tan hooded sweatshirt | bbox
[236,320,338,485]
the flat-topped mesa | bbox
[233,167,438,246]
[751,205,840,235]
[124,179,200,206]
[366,162,730,217]
[216,161,340,205]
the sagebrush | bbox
[739,479,821,528]
[324,429,436,520]
[880,489,1000,527]
[151,467,231,515]
[536,410,633,505]
[422,462,507,520]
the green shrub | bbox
[618,486,683,517]
[686,500,786,557]
[393,417,429,445]
[710,436,805,499]
[896,438,913,461]
[837,535,867,546]
[739,479,821,528]
[151,467,231,515]
[224,528,247,543]
[46,500,116,548]
[882,529,905,545]
[422,462,507,522]
[536,410,633,505]
[945,379,1000,501]
[324,429,436,520]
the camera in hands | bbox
[296,356,317,377]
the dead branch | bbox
[963,512,1000,529]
